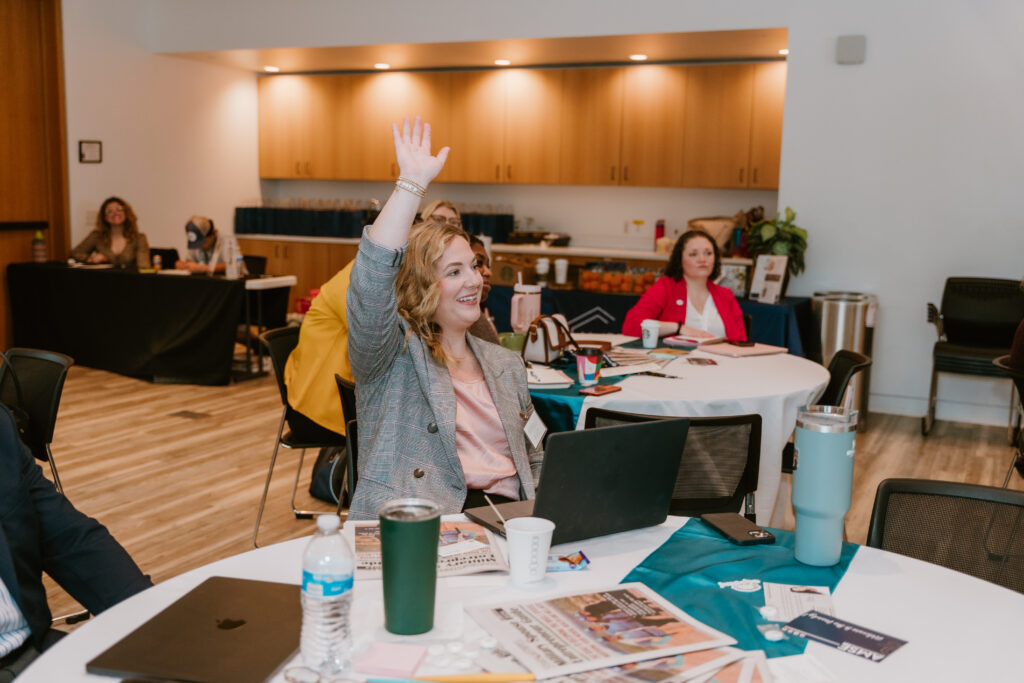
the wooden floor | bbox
[42,366,1024,618]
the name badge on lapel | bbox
[521,408,547,449]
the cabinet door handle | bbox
[739,168,745,184]
[623,166,629,182]
[305,161,311,175]
[274,245,279,258]
[610,166,616,181]
[507,165,512,181]
[283,246,288,258]
[752,168,758,184]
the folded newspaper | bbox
[352,521,507,578]
[466,583,736,679]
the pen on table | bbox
[483,493,508,529]
[413,674,537,683]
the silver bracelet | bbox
[395,176,426,198]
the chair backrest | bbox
[3,348,74,460]
[819,349,872,407]
[243,254,268,277]
[149,247,180,267]
[334,374,357,425]
[346,418,359,500]
[940,277,1024,348]
[867,478,1024,594]
[742,313,753,340]
[583,407,761,519]
[260,326,301,407]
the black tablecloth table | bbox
[7,263,287,385]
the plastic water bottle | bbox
[301,514,354,676]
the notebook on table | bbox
[702,342,788,357]
[87,576,301,683]
[466,418,689,545]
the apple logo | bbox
[216,618,247,630]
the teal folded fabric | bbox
[529,366,625,433]
[622,518,859,658]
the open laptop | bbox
[466,418,689,545]
[87,576,300,683]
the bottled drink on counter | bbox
[152,254,162,270]
[654,219,665,250]
[301,514,354,676]
[31,230,46,263]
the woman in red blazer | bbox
[622,230,746,341]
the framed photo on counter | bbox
[717,263,750,299]
[749,255,788,304]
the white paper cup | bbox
[641,319,660,348]
[554,258,569,285]
[505,517,555,585]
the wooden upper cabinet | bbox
[258,75,337,179]
[620,65,688,187]
[682,64,755,189]
[443,71,506,184]
[347,72,450,181]
[748,62,787,190]
[504,69,563,184]
[559,68,624,185]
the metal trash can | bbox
[810,292,877,431]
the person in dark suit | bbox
[0,405,151,679]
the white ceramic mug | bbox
[641,319,660,349]
[505,517,555,585]
[554,258,569,285]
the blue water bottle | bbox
[792,406,857,566]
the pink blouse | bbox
[451,375,521,500]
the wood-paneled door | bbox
[620,65,688,187]
[682,64,755,189]
[559,68,625,185]
[748,62,787,190]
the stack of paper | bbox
[526,364,574,389]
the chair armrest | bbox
[926,302,945,340]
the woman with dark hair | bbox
[70,196,151,269]
[346,117,542,520]
[622,229,746,341]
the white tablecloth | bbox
[22,518,1024,683]
[581,350,830,525]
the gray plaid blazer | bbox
[346,232,543,520]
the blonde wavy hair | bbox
[419,199,462,225]
[396,220,472,366]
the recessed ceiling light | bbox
[778,49,790,55]
[494,59,511,66]
[263,65,280,73]
[374,63,390,70]
[629,54,648,61]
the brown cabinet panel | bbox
[258,75,339,179]
[682,64,755,189]
[559,68,624,185]
[504,69,563,184]
[442,71,505,183]
[620,65,688,187]
[748,62,787,190]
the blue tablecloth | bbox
[488,286,812,357]
[622,518,858,658]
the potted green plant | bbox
[746,207,807,282]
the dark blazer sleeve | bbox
[0,406,152,646]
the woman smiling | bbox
[346,117,543,520]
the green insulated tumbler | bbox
[379,498,441,634]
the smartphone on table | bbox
[701,512,775,545]
[579,384,622,396]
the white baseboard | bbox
[869,394,1014,427]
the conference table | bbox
[529,340,830,526]
[20,516,1024,682]
[6,262,295,385]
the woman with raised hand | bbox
[346,117,543,520]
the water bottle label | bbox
[302,571,353,597]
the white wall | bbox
[63,0,261,255]
[94,0,1024,425]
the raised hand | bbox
[392,116,449,187]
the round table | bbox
[532,348,830,525]
[20,518,1024,683]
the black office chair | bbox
[583,408,761,521]
[923,277,1024,438]
[344,418,359,511]
[332,374,358,514]
[994,355,1024,487]
[867,478,1024,594]
[742,313,753,340]
[243,254,268,277]
[252,326,346,547]
[149,247,180,268]
[781,349,871,473]
[0,348,74,494]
